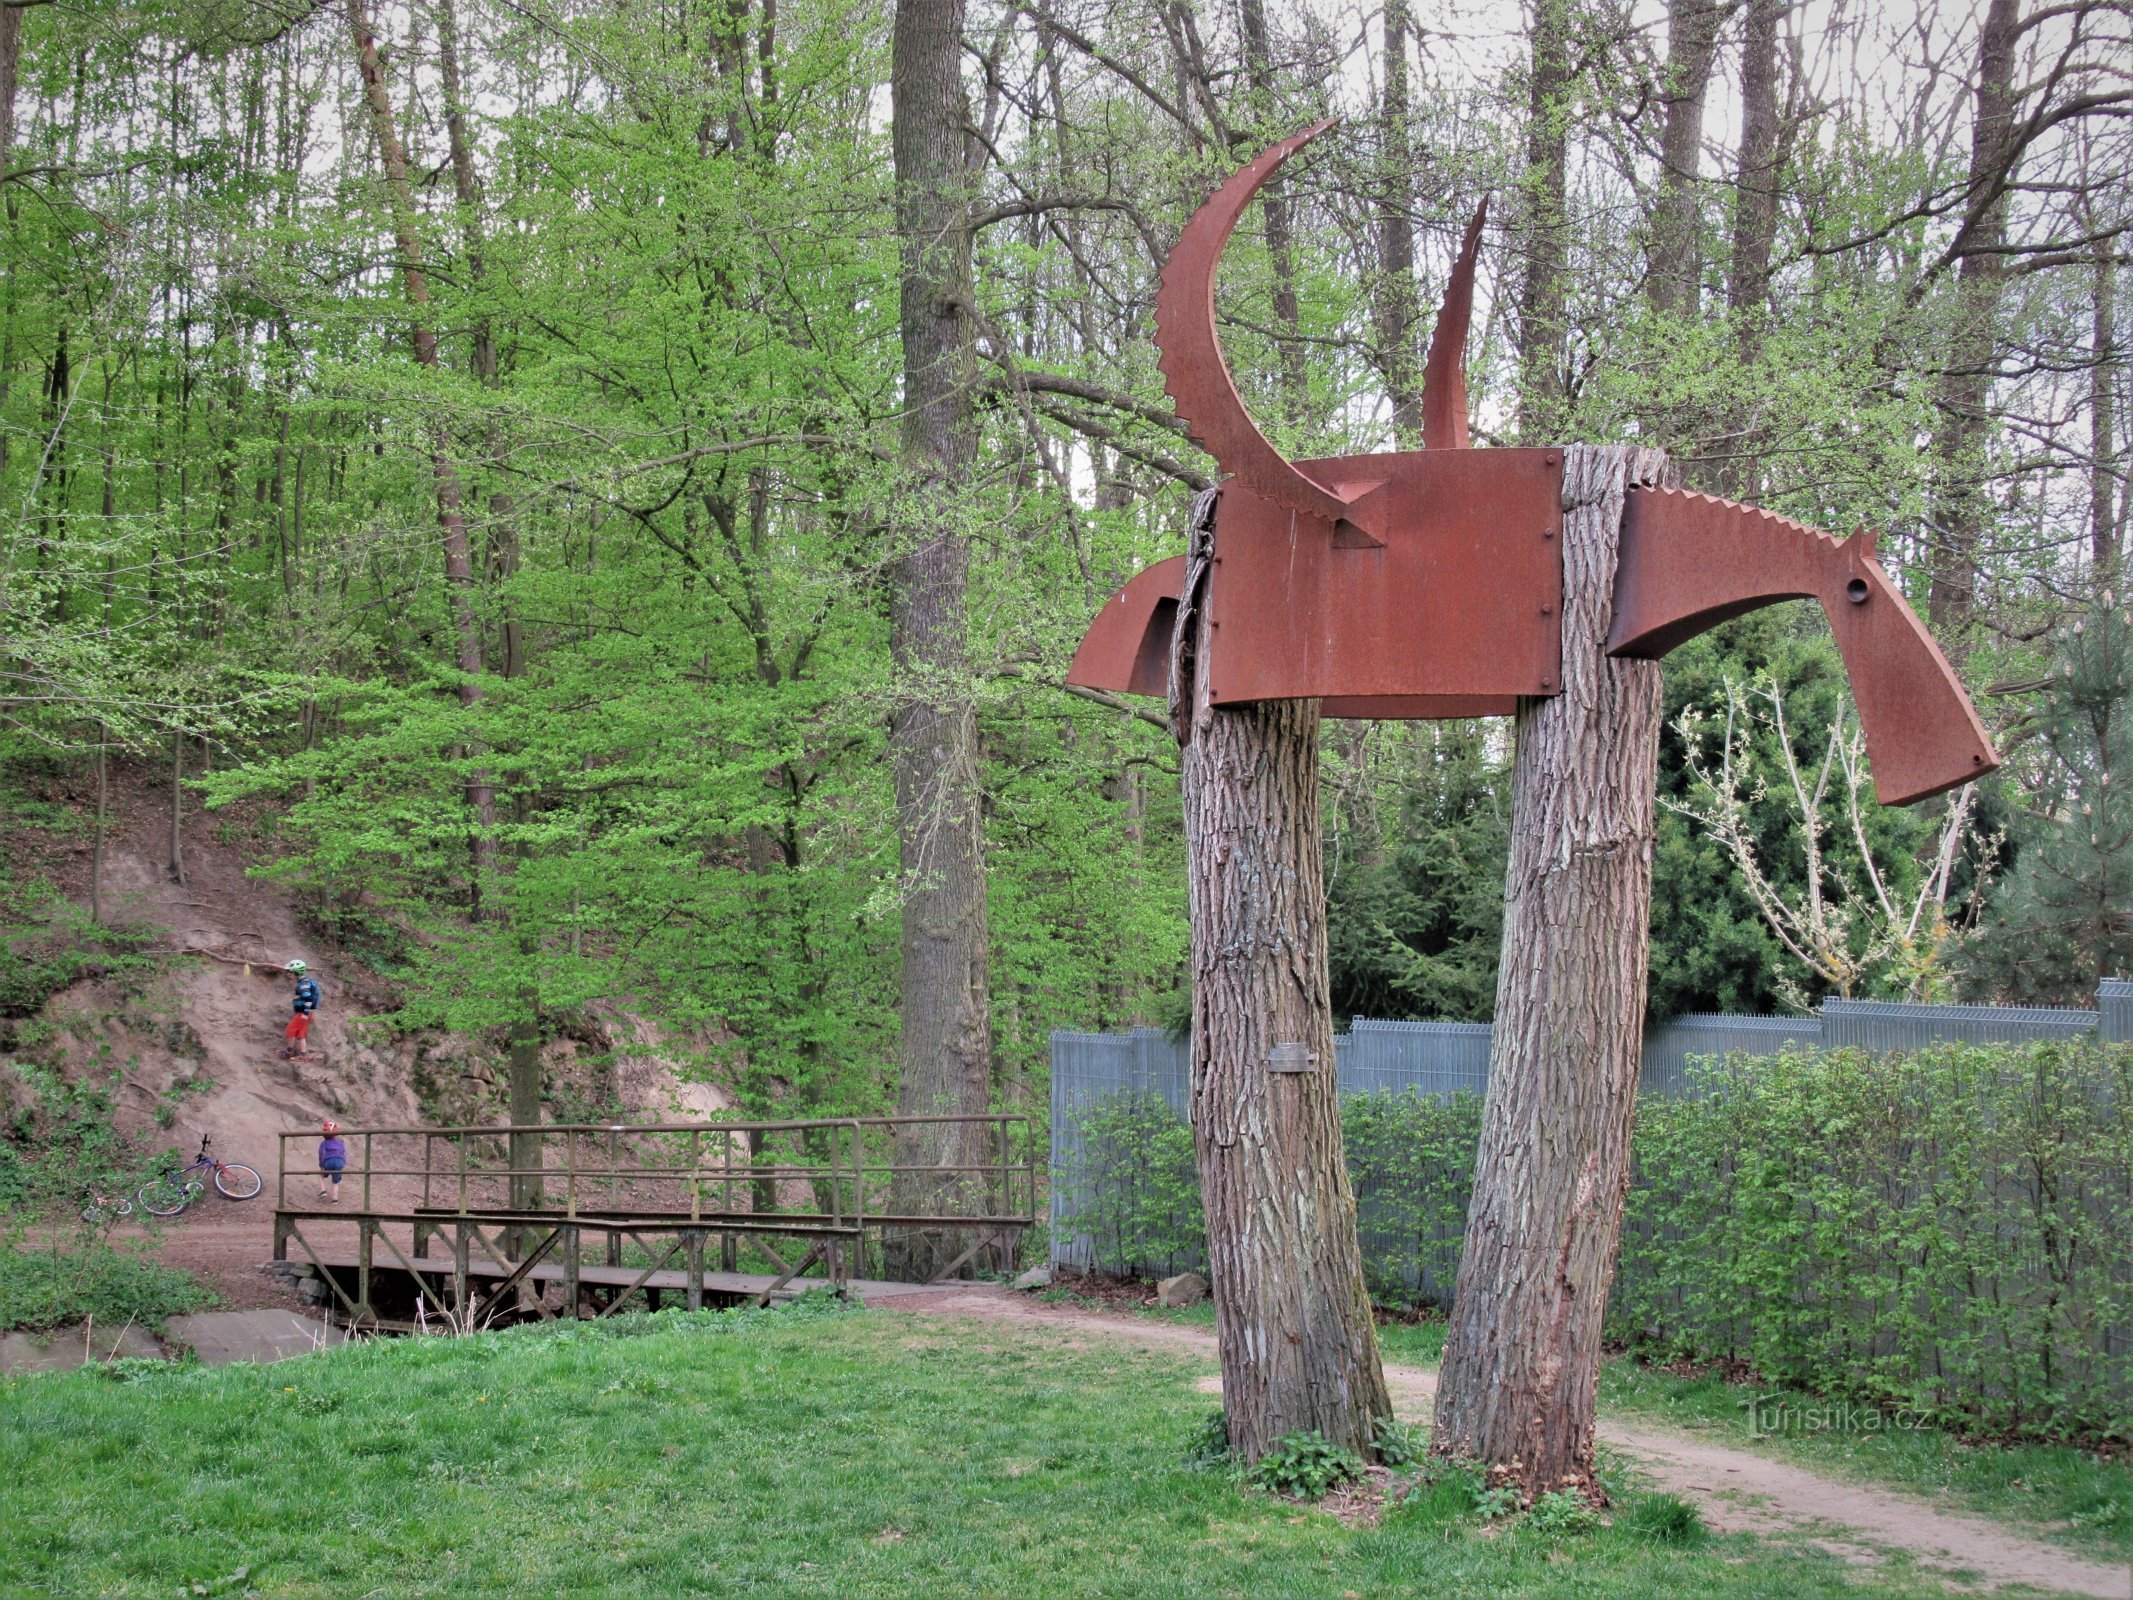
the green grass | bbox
[0,1299,1967,1599]
[1086,1291,2132,1563]
[1598,1357,2133,1562]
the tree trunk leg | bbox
[1430,444,1668,1499]
[1181,503,1391,1463]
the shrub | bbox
[1341,1088,1481,1306]
[1182,1409,1231,1471]
[0,1244,211,1332]
[1612,1041,2133,1442]
[1246,1432,1362,1500]
[1054,1091,1203,1277]
[1370,1414,1425,1467]
[1526,1488,1600,1536]
[1061,1037,2133,1443]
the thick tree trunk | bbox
[1430,445,1667,1498]
[90,722,107,924]
[1373,0,1424,446]
[1928,0,2020,650]
[1179,496,1391,1464]
[167,728,185,887]
[1645,0,1726,321]
[885,0,993,1281]
[346,0,498,908]
[0,3,21,181]
[1516,0,1572,439]
[1719,0,1787,500]
[2092,236,2121,577]
[1237,0,1308,420]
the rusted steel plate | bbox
[1610,488,1998,805]
[1204,449,1563,706]
[1155,120,1352,526]
[1067,555,1187,698]
[1420,198,1487,451]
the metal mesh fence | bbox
[1052,988,2124,1273]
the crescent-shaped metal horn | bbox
[1155,120,1350,523]
[1420,195,1488,450]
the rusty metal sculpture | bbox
[1068,122,1998,806]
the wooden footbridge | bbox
[271,1115,1036,1331]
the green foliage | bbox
[1616,1494,1707,1547]
[1326,724,1507,1022]
[1056,1091,1204,1278]
[0,1245,211,1333]
[1527,1489,1602,1537]
[1964,592,2133,1002]
[1073,1039,2133,1444]
[1246,1431,1362,1500]
[1341,1088,1481,1305]
[1370,1414,1425,1468]
[1388,1458,1489,1525]
[1183,1407,1232,1471]
[1612,1041,2133,1442]
[0,1064,168,1227]
[0,880,163,1023]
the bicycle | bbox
[137,1135,263,1217]
[80,1190,134,1227]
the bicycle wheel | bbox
[137,1176,204,1217]
[214,1163,263,1200]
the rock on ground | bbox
[1157,1272,1208,1308]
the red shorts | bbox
[285,1013,311,1041]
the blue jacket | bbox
[293,976,322,1014]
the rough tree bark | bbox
[1237,0,1309,419]
[1645,0,1728,321]
[1516,0,1573,439]
[1372,0,1425,446]
[1718,0,1788,500]
[346,0,496,908]
[1430,445,1668,1498]
[1928,0,2021,649]
[885,0,994,1280]
[1177,494,1392,1463]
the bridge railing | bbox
[275,1114,1038,1230]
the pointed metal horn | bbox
[1155,120,1350,524]
[1420,195,1488,450]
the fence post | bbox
[2101,979,2133,1043]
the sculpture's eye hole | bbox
[1846,578,1870,605]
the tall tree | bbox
[344,0,498,913]
[1372,0,1424,445]
[1927,0,2022,649]
[1176,495,1392,1463]
[886,0,994,1276]
[1516,0,1573,438]
[1432,447,1667,1497]
[1646,0,1728,320]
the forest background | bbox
[3,0,2130,1134]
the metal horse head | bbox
[1067,123,1996,805]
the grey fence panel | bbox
[2101,979,2133,1043]
[1639,1014,1823,1096]
[1338,1018,1493,1098]
[1821,997,2097,1050]
[1048,1028,1189,1272]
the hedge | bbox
[1055,1039,2133,1442]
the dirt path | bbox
[875,1288,2132,1600]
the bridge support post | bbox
[685,1229,705,1311]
